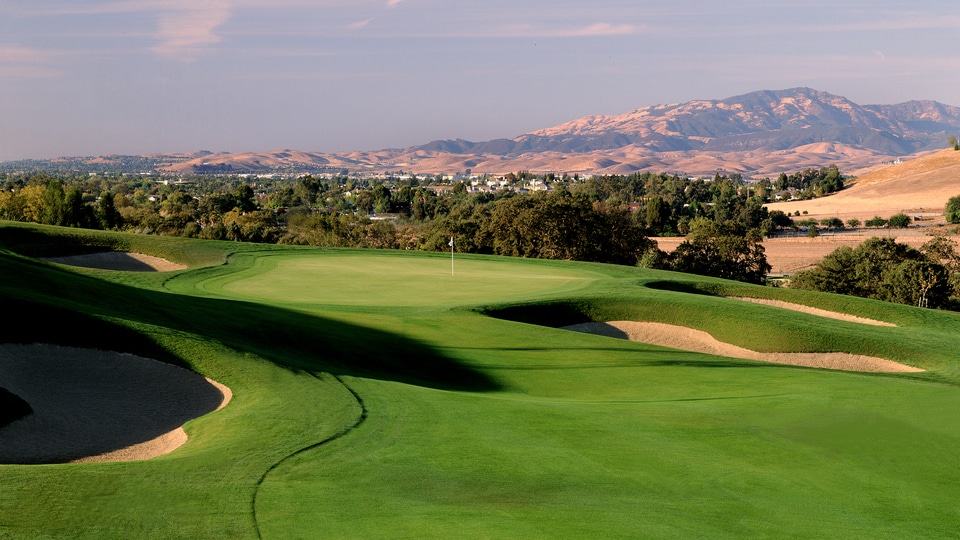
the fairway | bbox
[214,252,602,306]
[3,225,960,538]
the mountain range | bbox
[14,88,960,178]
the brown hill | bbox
[765,149,960,220]
[155,88,959,178]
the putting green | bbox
[214,253,602,306]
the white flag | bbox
[448,237,454,247]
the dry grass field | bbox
[654,149,960,274]
[766,148,960,222]
[655,229,956,275]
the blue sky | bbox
[1,1,958,160]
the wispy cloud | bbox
[0,45,61,79]
[489,21,643,39]
[151,0,232,61]
[8,1,234,61]
[560,23,642,37]
[348,18,374,30]
[387,0,404,7]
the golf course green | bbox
[2,222,960,538]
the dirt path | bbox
[564,321,922,373]
[0,344,230,464]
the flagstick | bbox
[450,236,455,276]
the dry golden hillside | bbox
[766,148,960,221]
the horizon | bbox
[2,1,959,161]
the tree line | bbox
[0,165,859,283]
[0,171,797,283]
[791,236,960,309]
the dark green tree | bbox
[667,218,770,284]
[96,191,122,230]
[887,213,911,228]
[41,180,66,226]
[792,237,954,308]
[865,216,888,228]
[945,195,960,224]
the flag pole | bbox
[449,236,455,276]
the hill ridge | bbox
[3,88,958,177]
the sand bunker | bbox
[0,344,230,464]
[728,297,896,327]
[564,321,923,373]
[44,252,186,272]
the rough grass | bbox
[3,222,960,538]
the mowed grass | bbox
[3,223,960,538]
[207,251,604,307]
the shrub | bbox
[791,237,955,308]
[865,216,888,228]
[888,213,911,228]
[946,195,960,224]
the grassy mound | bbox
[3,222,960,538]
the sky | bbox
[1,0,958,161]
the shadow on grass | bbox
[642,280,725,296]
[0,251,500,394]
[446,346,797,370]
[481,302,595,328]
[0,387,32,429]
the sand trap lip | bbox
[728,297,896,327]
[0,344,231,464]
[43,252,187,272]
[564,321,923,373]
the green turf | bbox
[2,222,960,538]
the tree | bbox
[887,213,911,228]
[234,184,257,212]
[483,189,653,265]
[62,187,93,228]
[792,237,954,308]
[644,196,671,232]
[865,216,888,228]
[790,246,859,295]
[96,191,122,230]
[921,236,960,274]
[371,184,392,214]
[40,180,66,226]
[846,218,861,229]
[819,217,844,230]
[667,218,770,284]
[946,195,960,224]
[768,210,794,229]
[949,135,959,151]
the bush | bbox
[946,195,960,224]
[888,213,911,228]
[865,216,888,228]
[791,237,955,308]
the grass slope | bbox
[2,223,960,538]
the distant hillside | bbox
[504,88,960,155]
[4,88,959,177]
[395,88,960,175]
[765,148,960,219]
